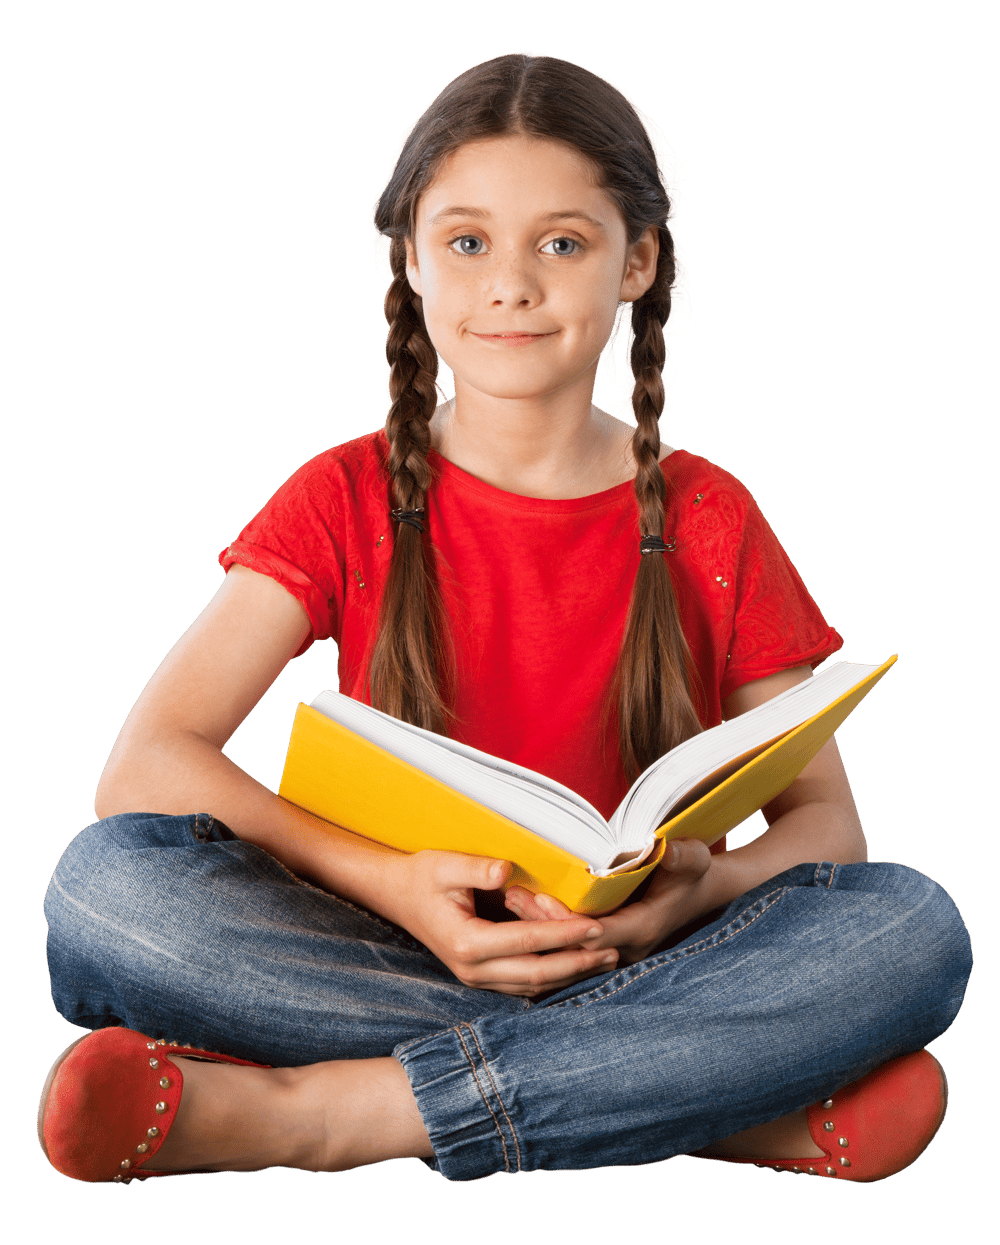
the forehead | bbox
[415,135,623,230]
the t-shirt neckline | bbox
[426,446,689,514]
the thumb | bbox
[661,838,712,876]
[429,851,511,891]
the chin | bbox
[449,362,583,404]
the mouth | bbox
[469,331,557,347]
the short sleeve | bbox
[218,452,348,657]
[720,492,843,700]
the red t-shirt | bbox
[220,431,842,824]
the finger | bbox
[420,850,511,893]
[504,887,572,923]
[659,838,712,876]
[473,945,620,994]
[504,890,550,922]
[462,912,607,963]
[533,892,575,919]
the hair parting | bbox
[370,54,701,773]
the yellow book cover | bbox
[278,657,895,915]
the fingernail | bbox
[490,862,505,883]
[536,894,558,916]
[600,952,617,965]
[586,926,603,939]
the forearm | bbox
[96,731,408,920]
[705,799,868,911]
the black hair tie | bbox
[391,507,426,534]
[639,534,673,555]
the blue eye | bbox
[451,235,486,255]
[543,237,579,256]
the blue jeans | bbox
[44,813,971,1180]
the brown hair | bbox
[370,54,702,777]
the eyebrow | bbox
[428,206,607,231]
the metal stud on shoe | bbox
[149,1058,159,1069]
[159,1078,171,1089]
[154,1102,168,1113]
[826,1166,836,1175]
[823,1099,834,1108]
[823,1120,834,1131]
[840,1157,851,1167]
[839,1136,849,1147]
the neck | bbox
[429,375,648,499]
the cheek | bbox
[415,272,469,366]
[561,264,626,337]
[418,264,469,332]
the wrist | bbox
[260,796,414,925]
[353,849,414,928]
[699,851,749,912]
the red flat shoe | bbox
[38,1027,269,1183]
[692,1049,948,1181]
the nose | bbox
[487,249,541,308]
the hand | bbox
[387,849,620,997]
[504,839,717,966]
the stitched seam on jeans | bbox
[453,1025,512,1172]
[811,861,837,890]
[564,885,789,1007]
[462,1023,523,1172]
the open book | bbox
[278,656,895,913]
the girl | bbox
[39,54,970,1183]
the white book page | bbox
[608,662,880,846]
[309,691,620,868]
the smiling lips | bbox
[470,331,556,346]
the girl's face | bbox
[406,135,657,405]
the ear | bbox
[619,226,659,303]
[404,237,422,296]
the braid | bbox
[613,228,702,780]
[367,238,451,733]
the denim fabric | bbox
[45,813,972,1180]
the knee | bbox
[46,815,157,930]
[43,813,219,1028]
[46,817,119,930]
[46,808,226,914]
[837,861,972,1037]
[43,817,134,1028]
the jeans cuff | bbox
[394,1022,522,1180]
